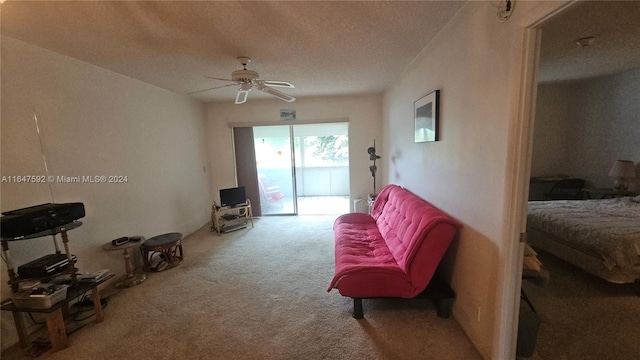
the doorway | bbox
[515,2,640,359]
[247,122,350,216]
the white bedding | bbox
[527,196,640,272]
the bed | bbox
[526,195,640,284]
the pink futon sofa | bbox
[327,184,461,319]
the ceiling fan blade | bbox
[257,85,296,103]
[258,80,295,88]
[188,83,237,95]
[205,76,238,83]
[235,89,250,104]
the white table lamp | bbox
[608,160,636,190]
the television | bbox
[219,186,247,207]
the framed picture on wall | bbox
[280,109,296,121]
[414,90,440,142]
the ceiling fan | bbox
[189,56,296,104]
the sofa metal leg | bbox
[352,298,364,319]
[433,298,453,319]
[416,272,456,319]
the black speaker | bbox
[1,203,85,238]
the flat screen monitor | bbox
[219,186,247,207]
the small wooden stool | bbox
[140,232,183,272]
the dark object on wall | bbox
[1,203,85,238]
[544,178,586,200]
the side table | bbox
[102,239,147,288]
[583,188,637,199]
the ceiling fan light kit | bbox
[231,69,259,82]
[190,56,296,104]
[235,89,249,104]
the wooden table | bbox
[1,274,114,352]
[102,239,147,288]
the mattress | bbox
[526,196,640,283]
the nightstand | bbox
[583,188,637,199]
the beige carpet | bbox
[2,216,481,360]
[522,250,640,360]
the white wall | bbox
[204,94,382,205]
[533,68,640,190]
[382,2,546,357]
[1,37,211,349]
[531,83,570,176]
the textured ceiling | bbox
[2,1,638,103]
[539,1,640,83]
[0,1,465,102]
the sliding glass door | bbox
[253,125,296,215]
[247,122,350,216]
[293,123,350,215]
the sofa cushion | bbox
[376,186,460,277]
[333,214,397,272]
[328,213,415,297]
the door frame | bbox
[499,1,580,358]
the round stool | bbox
[140,232,183,272]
